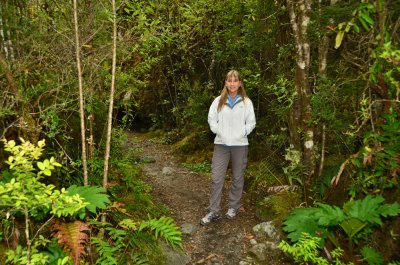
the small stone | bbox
[162,166,174,175]
[252,221,281,243]
[181,223,198,235]
[250,239,258,245]
[249,243,268,261]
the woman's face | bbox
[225,76,241,96]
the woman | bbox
[200,70,256,225]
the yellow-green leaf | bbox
[37,161,45,170]
[335,31,345,49]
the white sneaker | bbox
[200,212,221,225]
[226,208,239,219]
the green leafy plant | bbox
[6,244,49,265]
[0,138,88,264]
[90,216,182,265]
[279,232,354,265]
[139,216,183,249]
[283,145,304,186]
[338,111,400,197]
[42,240,72,265]
[282,195,400,257]
[360,246,383,265]
[335,1,376,48]
[67,185,110,219]
[182,160,211,173]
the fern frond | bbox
[105,226,127,241]
[139,216,182,249]
[131,252,150,265]
[91,237,119,265]
[119,218,139,231]
[52,220,89,265]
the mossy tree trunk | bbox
[0,52,40,143]
[286,0,315,201]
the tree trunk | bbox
[86,0,95,160]
[316,0,331,178]
[0,52,40,143]
[73,0,89,186]
[103,0,117,189]
[286,0,315,199]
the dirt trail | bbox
[128,133,259,265]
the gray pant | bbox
[209,144,249,213]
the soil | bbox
[128,132,260,265]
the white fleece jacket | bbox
[208,95,256,146]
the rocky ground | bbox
[128,133,291,265]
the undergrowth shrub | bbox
[281,195,400,263]
[279,233,354,265]
[0,137,183,264]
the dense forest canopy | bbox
[0,0,399,264]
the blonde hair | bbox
[217,70,248,112]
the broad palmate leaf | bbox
[282,208,324,243]
[347,195,400,225]
[67,185,110,215]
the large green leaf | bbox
[67,185,110,216]
[361,246,383,265]
[348,195,400,225]
[315,203,345,226]
[340,218,367,239]
[282,208,325,243]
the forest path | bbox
[127,132,259,265]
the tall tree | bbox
[103,0,117,189]
[73,0,89,185]
[286,0,315,197]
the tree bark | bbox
[316,0,331,178]
[103,0,117,189]
[0,52,40,143]
[73,0,89,186]
[286,0,315,198]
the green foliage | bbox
[0,138,87,218]
[90,216,181,265]
[40,109,64,139]
[6,245,49,265]
[91,237,120,265]
[67,185,111,219]
[0,139,89,264]
[139,216,183,249]
[344,195,400,225]
[335,1,376,48]
[278,233,353,265]
[0,139,88,218]
[182,160,211,173]
[282,195,400,256]
[361,246,383,265]
[346,111,400,197]
[283,146,304,186]
[283,207,327,243]
[370,42,400,99]
[42,241,72,265]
